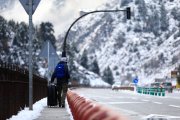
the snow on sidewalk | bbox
[7,98,73,120]
[7,98,47,120]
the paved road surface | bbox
[73,88,180,120]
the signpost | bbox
[19,0,41,110]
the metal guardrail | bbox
[0,62,47,120]
[137,87,165,96]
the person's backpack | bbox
[55,63,65,79]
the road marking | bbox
[153,102,162,104]
[141,99,149,102]
[131,97,138,100]
[169,105,180,108]
[144,114,180,119]
[165,96,180,100]
[104,102,145,104]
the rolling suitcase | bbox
[47,84,57,107]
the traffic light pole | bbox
[62,7,131,57]
[28,0,33,110]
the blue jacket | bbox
[51,61,70,84]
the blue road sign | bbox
[133,78,138,84]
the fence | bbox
[0,62,47,120]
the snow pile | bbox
[8,98,47,120]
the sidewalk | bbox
[36,106,71,120]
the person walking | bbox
[51,57,70,108]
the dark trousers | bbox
[56,83,68,106]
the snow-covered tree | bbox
[38,22,56,48]
[13,22,28,47]
[149,9,160,36]
[114,32,125,48]
[80,49,89,69]
[160,3,169,31]
[0,16,10,53]
[171,8,180,21]
[137,0,147,21]
[90,58,100,75]
[120,0,132,6]
[102,66,114,85]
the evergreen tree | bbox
[147,9,160,36]
[114,32,125,48]
[13,22,28,47]
[171,8,180,21]
[134,22,142,32]
[8,20,17,33]
[102,66,114,85]
[66,41,80,83]
[137,0,147,21]
[153,11,160,36]
[120,0,132,6]
[90,59,100,75]
[174,22,180,39]
[160,3,169,31]
[80,49,89,69]
[38,22,56,48]
[0,16,10,53]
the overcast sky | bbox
[0,0,107,38]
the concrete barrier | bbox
[67,90,127,120]
[137,87,165,96]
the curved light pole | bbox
[62,7,131,57]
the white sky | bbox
[0,0,107,38]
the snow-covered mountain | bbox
[58,0,180,85]
[1,0,180,86]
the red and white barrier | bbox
[67,90,127,120]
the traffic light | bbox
[126,7,131,20]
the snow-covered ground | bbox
[7,89,180,120]
[7,98,47,120]
[7,98,73,120]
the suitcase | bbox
[47,84,58,107]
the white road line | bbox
[169,105,180,108]
[106,102,145,104]
[144,114,180,119]
[153,102,162,104]
[165,96,180,100]
[131,97,138,100]
[141,99,149,102]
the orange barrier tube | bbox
[67,90,127,120]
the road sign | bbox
[133,78,138,84]
[39,40,60,77]
[19,0,41,110]
[19,0,41,15]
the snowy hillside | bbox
[1,0,180,86]
[59,0,180,85]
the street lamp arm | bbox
[62,8,130,57]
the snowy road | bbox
[73,88,180,120]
